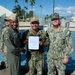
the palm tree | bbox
[12,4,22,17]
[40,5,43,14]
[25,0,28,3]
[23,0,28,9]
[30,0,35,8]
[22,0,36,18]
[24,6,28,17]
[13,0,36,19]
[45,14,49,24]
[15,0,18,6]
[21,6,28,21]
[30,0,36,17]
[60,17,66,20]
[23,0,29,20]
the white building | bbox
[70,16,75,22]
[0,5,13,16]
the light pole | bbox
[52,0,55,13]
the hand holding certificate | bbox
[28,36,39,50]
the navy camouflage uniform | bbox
[22,28,49,75]
[0,26,9,67]
[47,26,73,75]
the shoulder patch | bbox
[4,30,9,39]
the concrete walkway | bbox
[0,66,75,75]
[0,66,9,75]
[0,66,29,75]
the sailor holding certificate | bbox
[21,17,49,75]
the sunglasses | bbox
[52,18,59,21]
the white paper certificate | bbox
[28,36,39,50]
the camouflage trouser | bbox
[4,52,8,68]
[47,58,66,75]
[28,58,43,75]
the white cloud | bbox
[66,10,72,14]
[67,6,75,11]
[54,6,75,16]
[55,7,66,10]
[55,6,75,11]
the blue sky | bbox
[0,0,75,17]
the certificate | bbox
[28,36,39,50]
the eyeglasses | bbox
[31,22,39,24]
